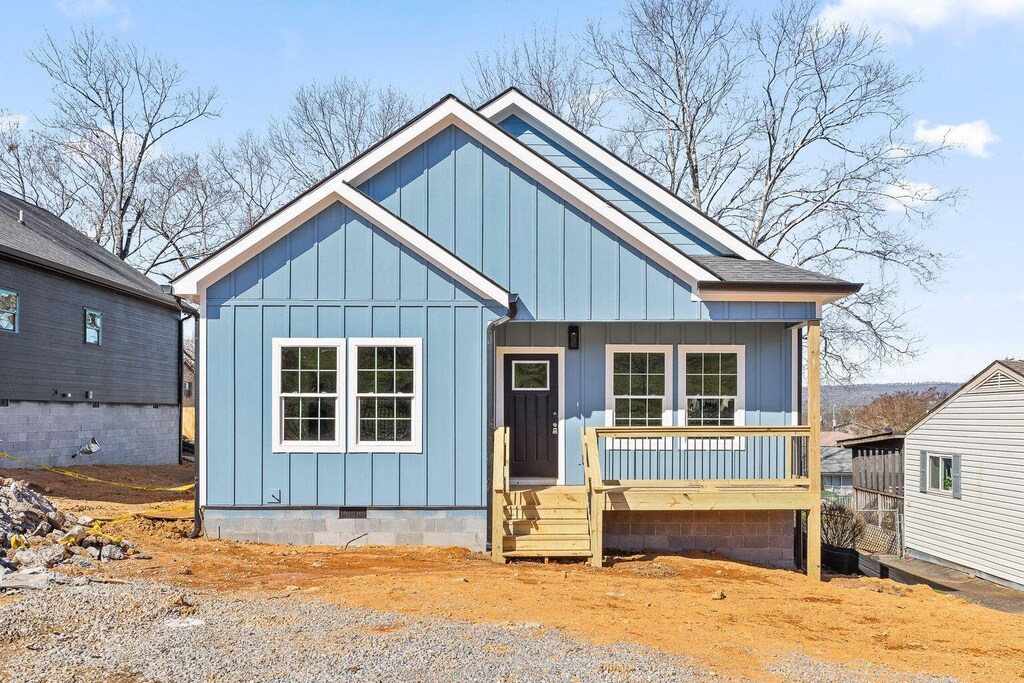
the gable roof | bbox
[907,360,1024,435]
[692,256,860,295]
[174,94,723,299]
[0,191,176,308]
[174,92,859,306]
[479,88,767,261]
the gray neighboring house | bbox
[904,360,1024,591]
[0,191,182,468]
[820,431,853,495]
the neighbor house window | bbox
[0,289,18,333]
[605,345,673,427]
[84,309,102,345]
[680,345,745,427]
[271,338,345,452]
[348,338,422,453]
[928,454,953,492]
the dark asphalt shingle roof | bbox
[821,447,852,475]
[0,191,175,307]
[691,255,859,291]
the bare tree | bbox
[209,130,292,231]
[854,387,947,433]
[0,112,81,216]
[22,27,218,270]
[464,22,609,133]
[268,76,418,187]
[584,0,956,382]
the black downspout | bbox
[171,294,202,539]
[484,294,519,554]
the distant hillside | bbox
[804,382,961,429]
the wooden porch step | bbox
[502,533,591,552]
[503,506,588,520]
[502,549,593,558]
[503,518,589,535]
[502,487,587,508]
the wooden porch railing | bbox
[582,425,816,568]
[490,426,510,562]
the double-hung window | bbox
[271,338,344,452]
[0,289,18,333]
[348,338,422,453]
[606,346,673,427]
[680,345,745,428]
[84,309,102,345]
[928,454,954,493]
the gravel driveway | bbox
[0,580,960,683]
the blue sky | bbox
[2,0,1022,384]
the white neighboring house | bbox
[904,359,1024,591]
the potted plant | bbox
[820,501,866,574]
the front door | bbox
[504,353,559,480]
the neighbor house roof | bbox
[0,191,176,308]
[907,360,1024,435]
[820,446,852,475]
[837,430,906,448]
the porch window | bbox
[680,345,745,427]
[348,338,422,453]
[271,338,345,453]
[606,345,673,427]
[84,309,102,346]
[0,289,17,332]
[928,454,953,492]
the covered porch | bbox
[490,321,824,579]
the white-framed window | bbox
[84,308,102,346]
[605,345,674,427]
[271,338,345,453]
[928,454,954,493]
[679,345,745,428]
[0,288,18,333]
[347,338,423,453]
[512,360,549,391]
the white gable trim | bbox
[479,89,766,262]
[173,97,718,298]
[907,361,1024,436]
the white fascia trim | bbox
[271,337,347,454]
[479,90,766,262]
[174,97,717,296]
[696,289,844,307]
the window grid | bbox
[279,346,339,443]
[84,309,102,345]
[355,345,415,444]
[612,352,666,427]
[0,289,17,333]
[685,352,739,427]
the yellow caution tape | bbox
[0,451,194,492]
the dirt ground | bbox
[6,464,1024,683]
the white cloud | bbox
[819,0,1024,44]
[914,119,999,158]
[882,180,939,211]
[55,0,115,17]
[0,114,28,132]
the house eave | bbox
[695,281,861,305]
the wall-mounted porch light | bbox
[568,325,580,350]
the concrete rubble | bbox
[1,476,135,591]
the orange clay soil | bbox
[8,465,1024,683]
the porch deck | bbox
[491,424,823,577]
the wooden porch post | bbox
[806,320,822,581]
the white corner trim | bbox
[197,285,208,507]
[270,337,346,454]
[173,96,718,298]
[495,346,566,486]
[346,337,423,454]
[479,90,766,262]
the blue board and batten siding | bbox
[203,122,812,512]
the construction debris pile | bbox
[1,476,134,580]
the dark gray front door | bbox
[504,353,559,479]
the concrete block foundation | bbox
[203,508,488,551]
[604,509,796,568]
[0,400,179,468]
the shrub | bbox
[820,501,866,549]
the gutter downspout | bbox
[484,294,519,554]
[169,292,202,539]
